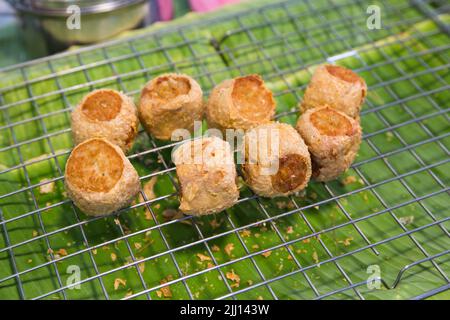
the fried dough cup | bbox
[65,138,140,216]
[301,65,367,118]
[71,89,139,153]
[139,73,203,141]
[241,122,312,198]
[296,106,361,182]
[206,74,276,132]
[172,136,239,215]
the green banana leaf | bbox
[0,0,449,300]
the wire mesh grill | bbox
[0,0,449,300]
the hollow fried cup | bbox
[172,136,239,215]
[301,65,367,119]
[296,106,361,181]
[139,73,203,141]
[206,74,276,132]
[71,89,139,153]
[241,122,312,197]
[65,138,140,216]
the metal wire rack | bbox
[0,0,449,300]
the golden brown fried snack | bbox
[173,136,239,215]
[206,74,276,132]
[65,138,140,216]
[296,106,361,182]
[139,73,203,141]
[71,89,139,153]
[301,65,367,118]
[241,122,312,198]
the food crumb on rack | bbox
[197,253,212,262]
[341,175,357,185]
[226,269,240,288]
[286,226,294,234]
[160,277,173,298]
[134,242,142,250]
[338,237,354,246]
[39,179,55,194]
[399,215,415,226]
[261,251,272,258]
[114,278,127,290]
[55,248,68,257]
[138,260,145,273]
[240,229,251,237]
[139,176,158,220]
[312,251,319,264]
[111,253,117,262]
[224,243,235,256]
[211,244,220,252]
[32,230,39,237]
[124,289,133,298]
[257,296,264,300]
[209,218,222,229]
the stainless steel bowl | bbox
[9,0,149,45]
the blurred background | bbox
[0,0,242,68]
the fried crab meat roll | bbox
[139,73,203,141]
[206,74,276,132]
[65,138,140,216]
[241,122,312,198]
[172,136,239,215]
[301,64,367,119]
[71,89,139,153]
[296,106,362,182]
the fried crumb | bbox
[226,269,240,287]
[312,251,319,264]
[138,261,145,273]
[209,218,222,229]
[47,248,53,255]
[224,243,235,256]
[197,253,212,262]
[286,226,294,234]
[399,216,415,226]
[252,244,259,249]
[111,253,117,262]
[257,296,264,300]
[138,177,158,220]
[114,278,127,290]
[92,249,97,255]
[207,262,215,269]
[134,242,142,250]
[156,290,162,298]
[39,179,55,194]
[211,245,220,252]
[302,238,311,244]
[338,237,354,246]
[342,175,357,185]
[240,229,251,237]
[124,289,133,298]
[261,251,272,258]
[56,248,68,256]
[32,230,39,237]
[160,279,172,298]
[114,219,120,225]
[27,259,33,264]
